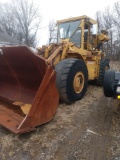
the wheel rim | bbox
[73,72,84,93]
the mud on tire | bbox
[55,58,88,104]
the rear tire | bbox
[55,58,88,104]
[96,58,110,86]
[103,70,115,97]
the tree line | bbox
[95,1,120,60]
[0,0,42,47]
[0,0,120,60]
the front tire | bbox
[55,58,88,104]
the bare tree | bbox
[112,1,120,60]
[48,20,57,44]
[103,7,113,56]
[0,0,42,47]
[0,3,16,36]
[95,11,104,33]
[95,6,117,59]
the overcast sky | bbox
[41,0,118,21]
[38,0,118,46]
[1,0,119,46]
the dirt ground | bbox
[0,61,120,160]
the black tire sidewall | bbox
[97,59,110,86]
[103,70,115,97]
[66,60,88,102]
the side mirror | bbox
[101,30,108,35]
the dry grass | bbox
[0,61,120,160]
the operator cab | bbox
[57,20,81,48]
[57,15,98,50]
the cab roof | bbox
[57,15,97,25]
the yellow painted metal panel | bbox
[86,61,96,80]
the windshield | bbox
[57,20,81,42]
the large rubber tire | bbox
[103,70,115,97]
[55,58,88,104]
[96,58,110,86]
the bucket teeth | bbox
[20,104,31,115]
[13,101,31,115]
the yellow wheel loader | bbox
[0,15,109,133]
[37,15,110,103]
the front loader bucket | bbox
[0,46,59,134]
